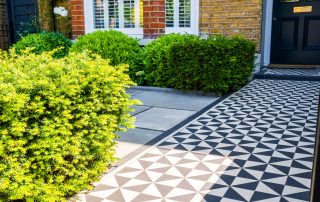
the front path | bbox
[81,79,319,202]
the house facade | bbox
[70,0,262,45]
[1,0,319,66]
[71,0,320,67]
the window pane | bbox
[94,0,105,29]
[108,0,119,28]
[179,0,190,27]
[166,0,174,27]
[124,0,135,28]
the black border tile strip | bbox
[311,93,320,202]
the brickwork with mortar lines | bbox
[143,0,165,39]
[70,0,85,39]
[200,0,262,50]
[0,0,9,50]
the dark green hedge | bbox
[143,34,256,93]
[12,32,72,58]
[70,30,143,83]
[0,51,138,201]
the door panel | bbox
[271,0,320,65]
[304,17,320,49]
[275,18,298,50]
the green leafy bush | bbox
[143,34,256,93]
[70,30,143,82]
[0,50,138,201]
[12,32,72,58]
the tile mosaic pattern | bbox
[84,80,320,202]
[265,68,320,77]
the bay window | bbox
[85,0,143,38]
[84,0,199,38]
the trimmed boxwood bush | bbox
[12,32,72,58]
[0,50,138,201]
[70,30,143,82]
[143,34,256,93]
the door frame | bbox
[261,0,274,67]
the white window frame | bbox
[84,0,143,38]
[165,0,199,35]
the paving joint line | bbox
[134,126,164,133]
[130,106,152,116]
[136,105,198,112]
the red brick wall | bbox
[70,0,85,39]
[143,0,165,39]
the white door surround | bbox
[261,0,273,67]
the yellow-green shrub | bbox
[0,50,138,201]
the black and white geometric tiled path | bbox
[82,79,320,202]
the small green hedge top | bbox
[143,34,203,90]
[0,50,139,201]
[143,34,256,93]
[70,30,143,81]
[12,32,72,58]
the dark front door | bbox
[271,0,320,65]
[7,0,38,43]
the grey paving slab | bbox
[134,107,195,131]
[126,89,144,96]
[130,105,151,116]
[117,128,162,144]
[132,91,218,111]
[116,128,162,159]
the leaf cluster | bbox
[70,30,144,82]
[12,32,72,58]
[143,34,256,93]
[0,50,138,201]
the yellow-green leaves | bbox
[0,50,139,201]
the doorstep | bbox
[254,67,320,81]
